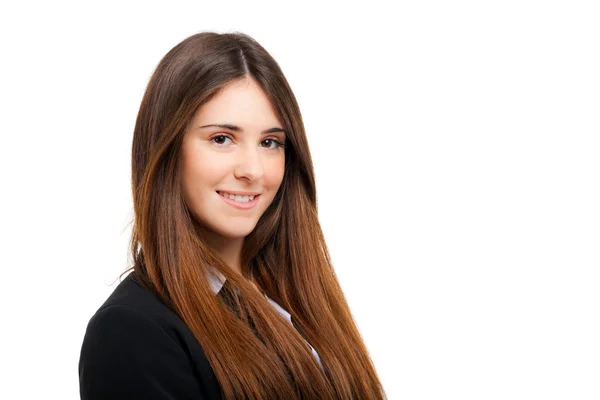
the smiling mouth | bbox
[217,192,260,210]
[216,191,261,203]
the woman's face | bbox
[181,77,286,240]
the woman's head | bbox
[131,31,315,271]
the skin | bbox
[180,77,286,287]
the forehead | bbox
[193,78,282,127]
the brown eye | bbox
[211,135,233,146]
[262,138,285,150]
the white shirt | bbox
[207,269,323,368]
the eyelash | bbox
[210,134,286,150]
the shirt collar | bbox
[207,267,227,295]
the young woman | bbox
[79,31,387,399]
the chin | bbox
[212,224,257,239]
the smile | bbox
[217,191,261,210]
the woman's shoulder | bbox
[79,271,222,399]
[96,271,168,315]
[82,271,192,348]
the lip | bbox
[217,191,261,210]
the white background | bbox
[1,1,599,399]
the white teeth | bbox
[218,191,256,203]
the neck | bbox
[198,227,263,293]
[201,230,244,275]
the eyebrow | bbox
[199,123,287,135]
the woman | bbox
[78,31,386,399]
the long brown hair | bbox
[124,31,386,399]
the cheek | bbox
[265,156,285,189]
[182,153,228,196]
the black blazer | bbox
[78,271,224,399]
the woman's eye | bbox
[211,135,232,146]
[262,138,285,150]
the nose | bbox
[233,144,264,182]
